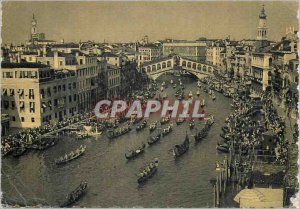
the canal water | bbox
[2,74,232,207]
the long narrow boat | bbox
[55,145,86,165]
[149,121,158,132]
[162,124,173,136]
[148,132,162,145]
[107,126,131,139]
[125,144,146,159]
[137,158,159,184]
[136,120,147,131]
[12,147,26,157]
[60,181,88,207]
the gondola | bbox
[55,145,86,165]
[125,144,146,159]
[196,90,200,96]
[60,181,88,207]
[148,132,162,145]
[12,147,26,157]
[173,133,189,158]
[149,121,158,132]
[176,118,185,125]
[107,126,131,139]
[162,124,173,136]
[137,158,158,184]
[136,120,147,131]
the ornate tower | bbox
[31,14,38,41]
[256,5,267,41]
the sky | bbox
[2,1,299,44]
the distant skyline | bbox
[2,1,299,44]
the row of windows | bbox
[11,116,35,123]
[2,71,40,79]
[2,101,36,112]
[42,107,77,123]
[2,88,35,99]
[41,83,76,98]
[108,69,119,76]
[109,77,120,87]
[76,67,98,77]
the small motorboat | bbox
[170,80,174,84]
[60,181,88,207]
[125,144,146,159]
[188,91,193,98]
[196,90,200,97]
[173,84,177,88]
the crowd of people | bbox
[1,112,94,157]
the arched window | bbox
[203,66,207,72]
[187,62,191,68]
[182,61,186,67]
[162,62,166,68]
[147,66,151,73]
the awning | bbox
[234,188,266,203]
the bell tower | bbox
[31,14,38,41]
[256,5,267,41]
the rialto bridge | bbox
[139,55,216,80]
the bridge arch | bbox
[162,62,166,69]
[182,61,186,67]
[152,65,156,71]
[157,63,161,70]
